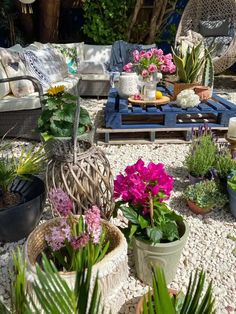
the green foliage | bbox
[214,147,236,180]
[82,0,133,44]
[185,135,217,177]
[184,180,227,210]
[115,201,183,244]
[37,90,92,139]
[0,249,102,314]
[0,146,45,193]
[202,49,214,88]
[142,267,216,314]
[172,42,206,83]
[227,170,236,191]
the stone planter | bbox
[133,220,189,285]
[25,218,128,314]
[227,185,236,218]
[187,199,212,215]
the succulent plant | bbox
[202,48,214,88]
[184,180,228,210]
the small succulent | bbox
[184,180,228,210]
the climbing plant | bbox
[82,0,134,44]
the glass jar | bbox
[143,81,157,101]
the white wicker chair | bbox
[175,0,236,74]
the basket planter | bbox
[187,199,211,215]
[133,220,189,285]
[227,185,236,218]
[25,217,128,314]
[135,288,178,314]
[0,175,45,242]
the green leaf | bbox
[146,227,163,243]
[138,215,149,229]
[129,224,138,241]
[162,221,179,242]
[120,205,139,224]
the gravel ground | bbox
[0,94,236,313]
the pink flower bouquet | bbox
[44,188,109,271]
[114,159,183,244]
[123,48,176,81]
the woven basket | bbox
[45,99,114,219]
[25,217,128,314]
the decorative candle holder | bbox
[226,117,236,157]
[226,134,236,158]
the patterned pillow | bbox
[0,48,34,97]
[53,45,78,74]
[0,62,10,98]
[22,48,67,87]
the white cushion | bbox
[0,48,35,97]
[0,62,10,98]
[80,73,110,81]
[84,44,112,64]
[79,61,106,74]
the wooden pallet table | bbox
[99,86,236,144]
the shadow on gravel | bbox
[119,296,140,314]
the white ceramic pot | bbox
[115,72,139,98]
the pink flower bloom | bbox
[139,50,146,58]
[45,219,71,251]
[145,51,153,59]
[49,188,73,217]
[71,233,90,250]
[123,62,133,72]
[150,48,159,56]
[85,206,101,243]
[141,69,149,78]
[148,63,157,73]
[133,94,142,100]
[156,49,164,57]
[164,53,173,60]
[133,50,140,62]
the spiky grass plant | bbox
[142,267,215,314]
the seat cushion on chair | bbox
[80,73,110,81]
[79,61,107,74]
[199,19,230,37]
[0,92,41,112]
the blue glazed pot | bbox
[227,185,236,218]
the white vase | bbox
[115,72,139,98]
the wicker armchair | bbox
[175,0,236,74]
[0,76,44,140]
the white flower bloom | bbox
[176,89,200,108]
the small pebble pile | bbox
[0,94,236,314]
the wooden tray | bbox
[128,95,170,105]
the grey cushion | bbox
[79,61,106,74]
[199,19,229,37]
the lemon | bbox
[156,91,163,99]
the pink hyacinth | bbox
[85,206,101,243]
[49,188,73,217]
[71,233,90,250]
[148,63,157,73]
[141,69,149,78]
[45,219,71,251]
[123,62,133,72]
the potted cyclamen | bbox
[121,48,176,100]
[113,159,189,285]
[25,189,128,313]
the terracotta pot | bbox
[135,288,178,314]
[187,199,212,215]
[193,85,212,101]
[172,82,198,100]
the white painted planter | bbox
[133,220,189,285]
[25,218,128,314]
[116,72,139,98]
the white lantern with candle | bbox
[227,117,236,138]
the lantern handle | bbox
[72,95,81,163]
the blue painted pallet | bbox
[105,87,236,129]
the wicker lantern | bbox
[45,102,114,219]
